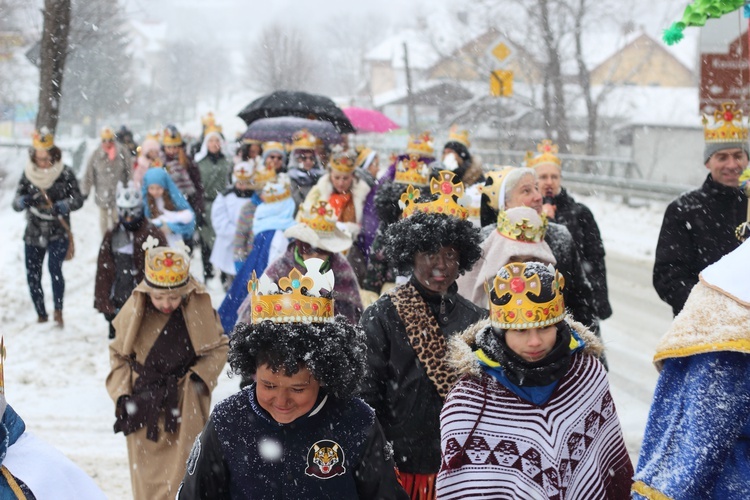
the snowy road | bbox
[0,186,675,498]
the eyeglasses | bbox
[297,155,315,161]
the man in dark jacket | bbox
[94,181,167,338]
[531,139,612,321]
[653,103,749,316]
[359,190,486,500]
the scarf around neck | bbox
[476,322,573,387]
[24,160,64,190]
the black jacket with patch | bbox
[654,174,746,316]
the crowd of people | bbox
[8,101,750,499]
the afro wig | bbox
[383,208,482,276]
[228,315,366,400]
[374,181,408,226]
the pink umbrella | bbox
[343,107,400,134]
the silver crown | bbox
[116,180,143,209]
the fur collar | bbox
[447,317,604,380]
[307,173,371,222]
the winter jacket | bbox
[232,193,262,263]
[634,279,750,499]
[301,173,371,238]
[164,151,205,215]
[196,153,232,203]
[438,319,632,499]
[288,166,325,209]
[177,386,408,500]
[547,188,612,319]
[546,222,597,328]
[653,174,746,315]
[358,279,487,474]
[12,165,84,247]
[94,218,167,315]
[81,143,131,208]
[210,188,254,275]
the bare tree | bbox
[246,23,318,92]
[36,0,71,133]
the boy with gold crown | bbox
[438,262,633,499]
[178,262,408,499]
[107,241,228,499]
[654,102,750,316]
[359,171,486,500]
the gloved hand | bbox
[151,217,163,228]
[29,191,47,208]
[234,261,244,273]
[114,394,132,431]
[52,200,70,216]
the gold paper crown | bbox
[355,146,373,167]
[144,132,160,143]
[202,112,216,128]
[32,128,54,150]
[298,201,338,234]
[483,166,516,211]
[291,129,318,151]
[247,260,335,324]
[100,127,115,141]
[399,170,469,219]
[704,102,749,143]
[252,163,277,186]
[329,152,356,174]
[144,245,191,289]
[394,154,432,186]
[526,139,561,169]
[162,126,183,147]
[496,209,548,243]
[263,141,285,154]
[447,126,471,148]
[233,162,254,182]
[406,131,435,156]
[488,262,566,329]
[261,177,292,203]
[204,124,223,135]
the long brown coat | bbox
[107,278,228,500]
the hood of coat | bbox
[447,317,604,379]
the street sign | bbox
[699,13,750,113]
[490,70,513,97]
[491,42,511,63]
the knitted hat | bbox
[262,141,286,163]
[704,103,749,164]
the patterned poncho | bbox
[437,320,633,499]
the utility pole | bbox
[403,42,416,135]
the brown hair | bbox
[147,190,176,217]
[29,145,62,165]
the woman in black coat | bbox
[12,131,84,326]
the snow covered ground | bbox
[0,152,674,497]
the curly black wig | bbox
[383,208,482,276]
[374,181,408,226]
[228,315,366,399]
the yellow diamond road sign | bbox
[491,42,511,62]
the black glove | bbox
[29,191,47,208]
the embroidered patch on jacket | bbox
[304,440,346,479]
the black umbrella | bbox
[238,90,355,134]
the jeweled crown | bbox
[298,201,337,234]
[247,259,335,324]
[143,242,191,289]
[291,129,318,151]
[394,154,432,186]
[329,151,356,174]
[482,166,516,210]
[526,139,561,169]
[406,131,435,157]
[399,170,469,219]
[497,209,548,243]
[32,127,54,150]
[233,162,254,182]
[704,102,749,143]
[202,112,222,134]
[447,126,471,148]
[261,175,292,203]
[488,262,565,329]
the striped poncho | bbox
[437,320,633,499]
